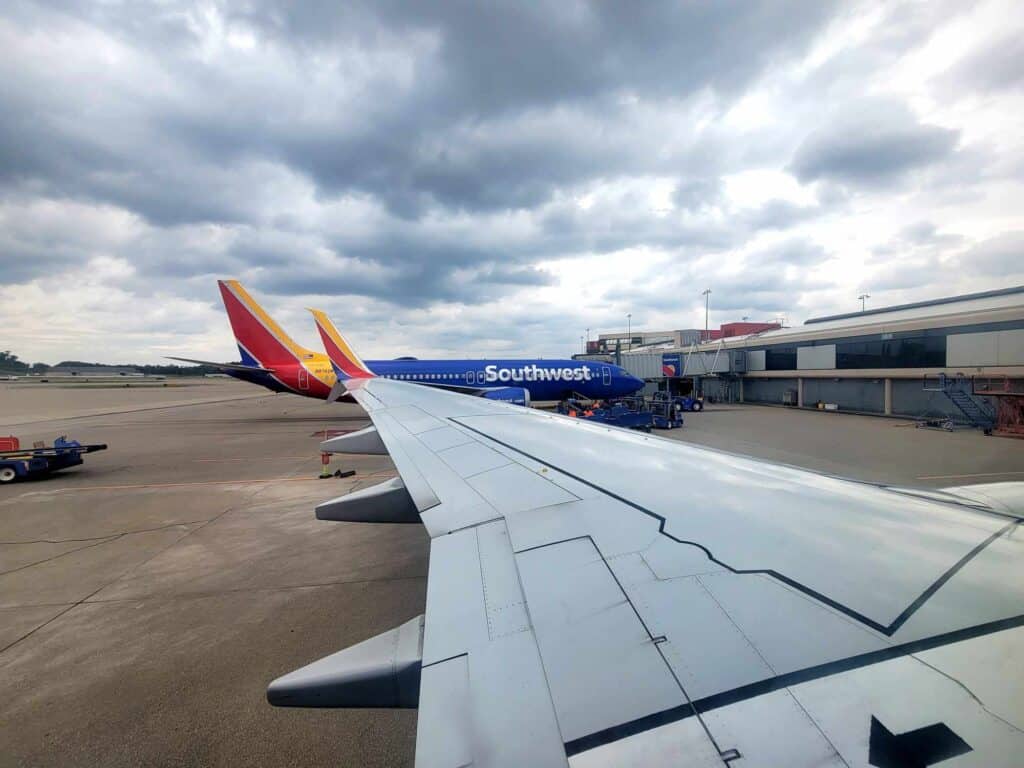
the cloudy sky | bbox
[1,0,1022,364]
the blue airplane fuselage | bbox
[226,354,643,401]
[364,358,643,401]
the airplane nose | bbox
[623,373,644,392]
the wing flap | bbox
[415,657,474,768]
[416,519,567,767]
[516,537,690,744]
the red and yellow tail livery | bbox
[217,280,334,396]
[309,309,375,381]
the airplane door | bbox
[298,367,309,390]
[467,370,475,384]
[602,366,611,386]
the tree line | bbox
[0,351,225,376]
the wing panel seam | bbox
[564,612,1024,757]
[452,418,1021,637]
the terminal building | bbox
[618,286,1024,421]
[584,322,781,356]
[586,329,703,355]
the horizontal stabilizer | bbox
[267,615,423,708]
[320,426,387,455]
[315,476,420,523]
[165,356,274,373]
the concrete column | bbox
[797,377,804,408]
[884,378,893,415]
[739,377,744,403]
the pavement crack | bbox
[0,493,252,658]
[0,536,121,577]
[0,520,211,545]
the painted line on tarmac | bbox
[15,472,398,493]
[191,456,317,462]
[0,392,271,428]
[917,470,1024,480]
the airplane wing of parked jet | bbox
[166,355,275,373]
[269,374,1024,766]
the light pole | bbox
[859,293,870,312]
[702,289,711,341]
[626,313,632,352]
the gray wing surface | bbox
[270,377,1024,767]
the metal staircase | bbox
[921,374,996,432]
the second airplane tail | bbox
[218,280,318,368]
[309,309,375,380]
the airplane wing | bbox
[165,356,275,373]
[269,377,1024,767]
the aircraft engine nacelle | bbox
[482,386,531,407]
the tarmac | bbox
[1,380,1022,767]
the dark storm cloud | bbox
[238,1,842,111]
[0,0,843,225]
[790,100,958,186]
[251,256,554,308]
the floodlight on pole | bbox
[859,293,871,312]
[702,289,711,341]
[626,313,632,352]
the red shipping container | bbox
[0,436,20,452]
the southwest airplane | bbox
[172,280,643,402]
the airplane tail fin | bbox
[309,309,375,380]
[217,280,316,367]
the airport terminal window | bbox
[835,335,945,368]
[764,346,797,370]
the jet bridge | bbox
[620,343,746,380]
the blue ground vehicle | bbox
[0,436,108,483]
[652,391,704,412]
[559,393,701,431]
[557,399,656,432]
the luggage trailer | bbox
[0,436,108,483]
